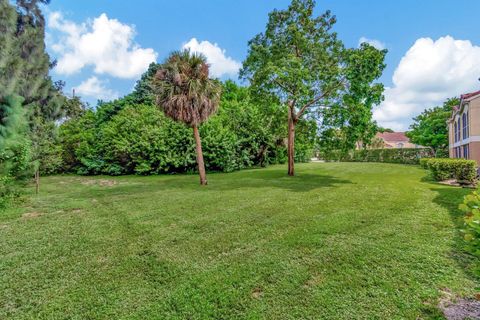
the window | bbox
[396,142,404,148]
[462,112,469,140]
[454,122,457,142]
[463,144,469,159]
[454,146,462,158]
[458,120,461,141]
[454,122,458,142]
[464,111,469,139]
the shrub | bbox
[422,158,477,184]
[419,158,431,169]
[459,191,480,271]
[341,148,432,165]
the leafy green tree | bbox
[1,0,68,192]
[152,50,221,185]
[320,43,386,155]
[131,62,160,104]
[0,95,31,207]
[406,97,459,156]
[377,127,393,133]
[241,0,385,175]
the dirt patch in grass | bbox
[251,287,263,299]
[81,179,117,187]
[439,290,480,320]
[22,211,43,219]
[303,274,324,288]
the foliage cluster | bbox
[421,158,477,183]
[459,191,480,274]
[406,98,459,155]
[1,0,80,202]
[240,0,386,175]
[58,81,317,175]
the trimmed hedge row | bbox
[341,148,433,165]
[420,158,477,183]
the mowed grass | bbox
[0,162,478,319]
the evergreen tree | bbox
[1,0,67,192]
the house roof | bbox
[376,132,409,142]
[448,89,480,122]
[461,90,480,100]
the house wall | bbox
[383,140,417,148]
[469,141,480,165]
[471,98,480,136]
[448,95,480,165]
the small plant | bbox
[459,191,480,263]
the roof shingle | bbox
[375,132,409,142]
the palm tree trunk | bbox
[193,125,207,185]
[287,108,296,176]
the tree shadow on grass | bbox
[206,168,353,193]
[429,185,478,282]
[76,168,353,198]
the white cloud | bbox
[358,37,386,50]
[374,36,480,130]
[75,77,119,101]
[48,12,157,79]
[182,38,241,78]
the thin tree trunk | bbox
[193,125,207,185]
[287,108,296,176]
[35,170,39,194]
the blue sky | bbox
[44,0,480,130]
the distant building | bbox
[368,132,422,149]
[447,89,480,164]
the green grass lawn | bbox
[0,162,477,319]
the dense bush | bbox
[419,158,430,169]
[57,82,317,176]
[340,148,432,164]
[421,158,477,183]
[459,191,480,273]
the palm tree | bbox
[152,50,221,185]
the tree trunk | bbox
[287,107,296,176]
[193,125,207,185]
[35,169,39,194]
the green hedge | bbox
[459,191,480,274]
[421,158,477,183]
[341,148,433,165]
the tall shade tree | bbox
[152,50,221,185]
[241,0,386,175]
[240,0,344,176]
[320,43,387,153]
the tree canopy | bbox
[241,0,386,175]
[406,97,459,156]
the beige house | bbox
[373,132,421,149]
[357,132,422,149]
[448,90,480,164]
